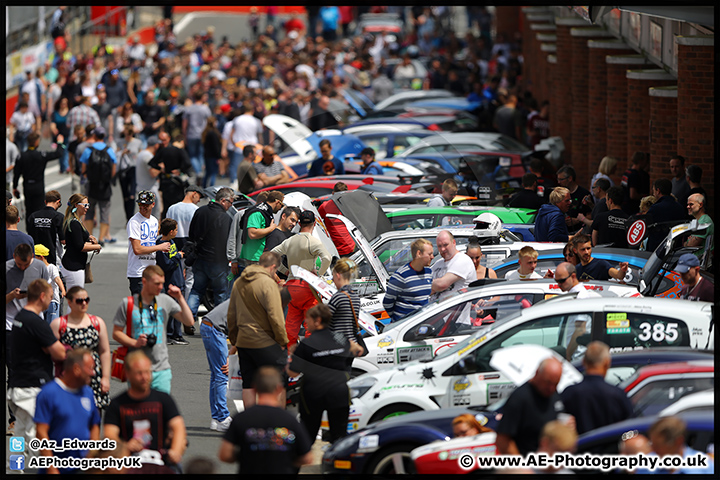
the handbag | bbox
[85,251,97,284]
[111,296,134,382]
[342,291,369,357]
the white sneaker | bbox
[217,417,232,432]
[210,419,219,431]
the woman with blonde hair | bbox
[50,286,111,409]
[591,156,617,203]
[327,258,364,359]
[60,193,102,309]
[639,195,657,214]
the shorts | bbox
[237,344,287,390]
[150,368,172,394]
[86,196,111,224]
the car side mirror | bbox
[404,324,436,342]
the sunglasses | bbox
[555,276,570,284]
[77,203,90,208]
[74,297,90,305]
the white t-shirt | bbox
[47,263,61,303]
[504,269,543,281]
[6,139,20,185]
[135,149,159,192]
[430,251,476,302]
[166,202,198,239]
[230,114,263,146]
[127,212,159,278]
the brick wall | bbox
[648,88,678,188]
[569,27,614,187]
[552,17,589,166]
[625,70,677,174]
[523,10,553,96]
[495,6,521,47]
[605,55,651,180]
[587,41,634,181]
[538,39,557,105]
[676,36,714,215]
[527,23,556,100]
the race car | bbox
[345,296,713,432]
[350,278,639,376]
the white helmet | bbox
[473,212,502,231]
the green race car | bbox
[385,205,537,230]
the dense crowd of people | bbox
[5,6,714,475]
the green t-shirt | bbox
[240,211,266,262]
[693,214,714,258]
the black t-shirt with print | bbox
[592,209,630,248]
[222,404,312,475]
[575,258,614,281]
[104,389,181,452]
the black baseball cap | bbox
[299,210,315,224]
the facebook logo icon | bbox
[9,455,25,471]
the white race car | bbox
[346,296,713,431]
[351,279,639,376]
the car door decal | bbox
[396,345,433,363]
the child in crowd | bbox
[35,243,65,323]
[156,218,188,345]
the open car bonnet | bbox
[324,190,393,242]
[325,213,390,287]
[262,114,316,161]
[291,265,378,335]
[639,219,713,297]
[279,191,339,259]
[489,344,583,392]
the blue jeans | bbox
[44,301,60,324]
[58,148,69,173]
[203,157,218,188]
[228,150,242,183]
[200,322,230,421]
[187,258,231,318]
[186,138,204,177]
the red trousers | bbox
[285,279,319,346]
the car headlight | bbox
[348,376,377,399]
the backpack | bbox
[86,145,113,201]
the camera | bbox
[146,334,157,348]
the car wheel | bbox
[369,403,421,424]
[365,443,419,474]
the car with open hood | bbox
[262,114,368,177]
